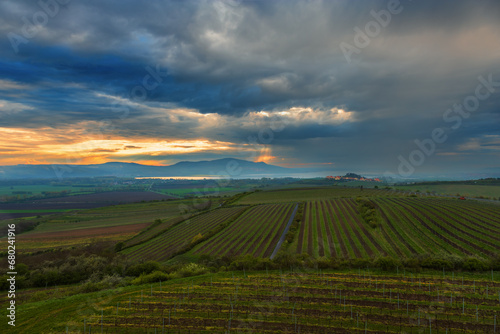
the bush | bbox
[420,256,454,270]
[79,273,125,292]
[131,271,171,285]
[356,198,380,228]
[176,263,208,278]
[462,258,488,271]
[125,261,161,277]
[114,242,124,252]
[374,256,400,271]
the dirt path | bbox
[270,203,298,259]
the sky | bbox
[0,0,499,178]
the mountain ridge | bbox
[0,158,305,179]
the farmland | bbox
[123,206,248,262]
[292,197,500,260]
[395,184,500,199]
[0,191,175,220]
[1,184,500,333]
[236,187,406,205]
[192,203,298,258]
[2,197,213,253]
[6,269,499,333]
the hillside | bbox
[0,159,296,179]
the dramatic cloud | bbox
[0,0,499,176]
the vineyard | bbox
[192,203,298,258]
[122,207,247,262]
[294,198,500,259]
[236,187,409,205]
[16,269,499,333]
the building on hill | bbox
[326,173,381,182]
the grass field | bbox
[154,187,235,197]
[122,206,248,262]
[0,209,74,213]
[0,184,77,196]
[3,269,498,333]
[394,184,500,199]
[2,184,500,333]
[2,198,214,253]
[293,197,500,259]
[192,203,297,258]
[236,187,405,205]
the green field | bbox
[0,209,74,213]
[192,203,297,258]
[154,187,235,197]
[394,184,500,199]
[3,269,498,333]
[236,187,404,205]
[294,197,500,259]
[2,184,500,334]
[122,206,247,262]
[0,185,77,196]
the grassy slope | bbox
[2,269,498,333]
[292,197,500,259]
[395,184,500,198]
[236,187,404,205]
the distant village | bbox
[326,173,381,182]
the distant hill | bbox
[0,158,301,179]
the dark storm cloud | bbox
[0,0,499,173]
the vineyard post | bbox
[101,309,103,333]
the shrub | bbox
[125,261,161,277]
[356,198,380,228]
[176,263,208,278]
[462,258,488,271]
[114,242,124,252]
[191,233,204,244]
[131,271,171,285]
[374,256,400,271]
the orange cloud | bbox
[0,126,254,166]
